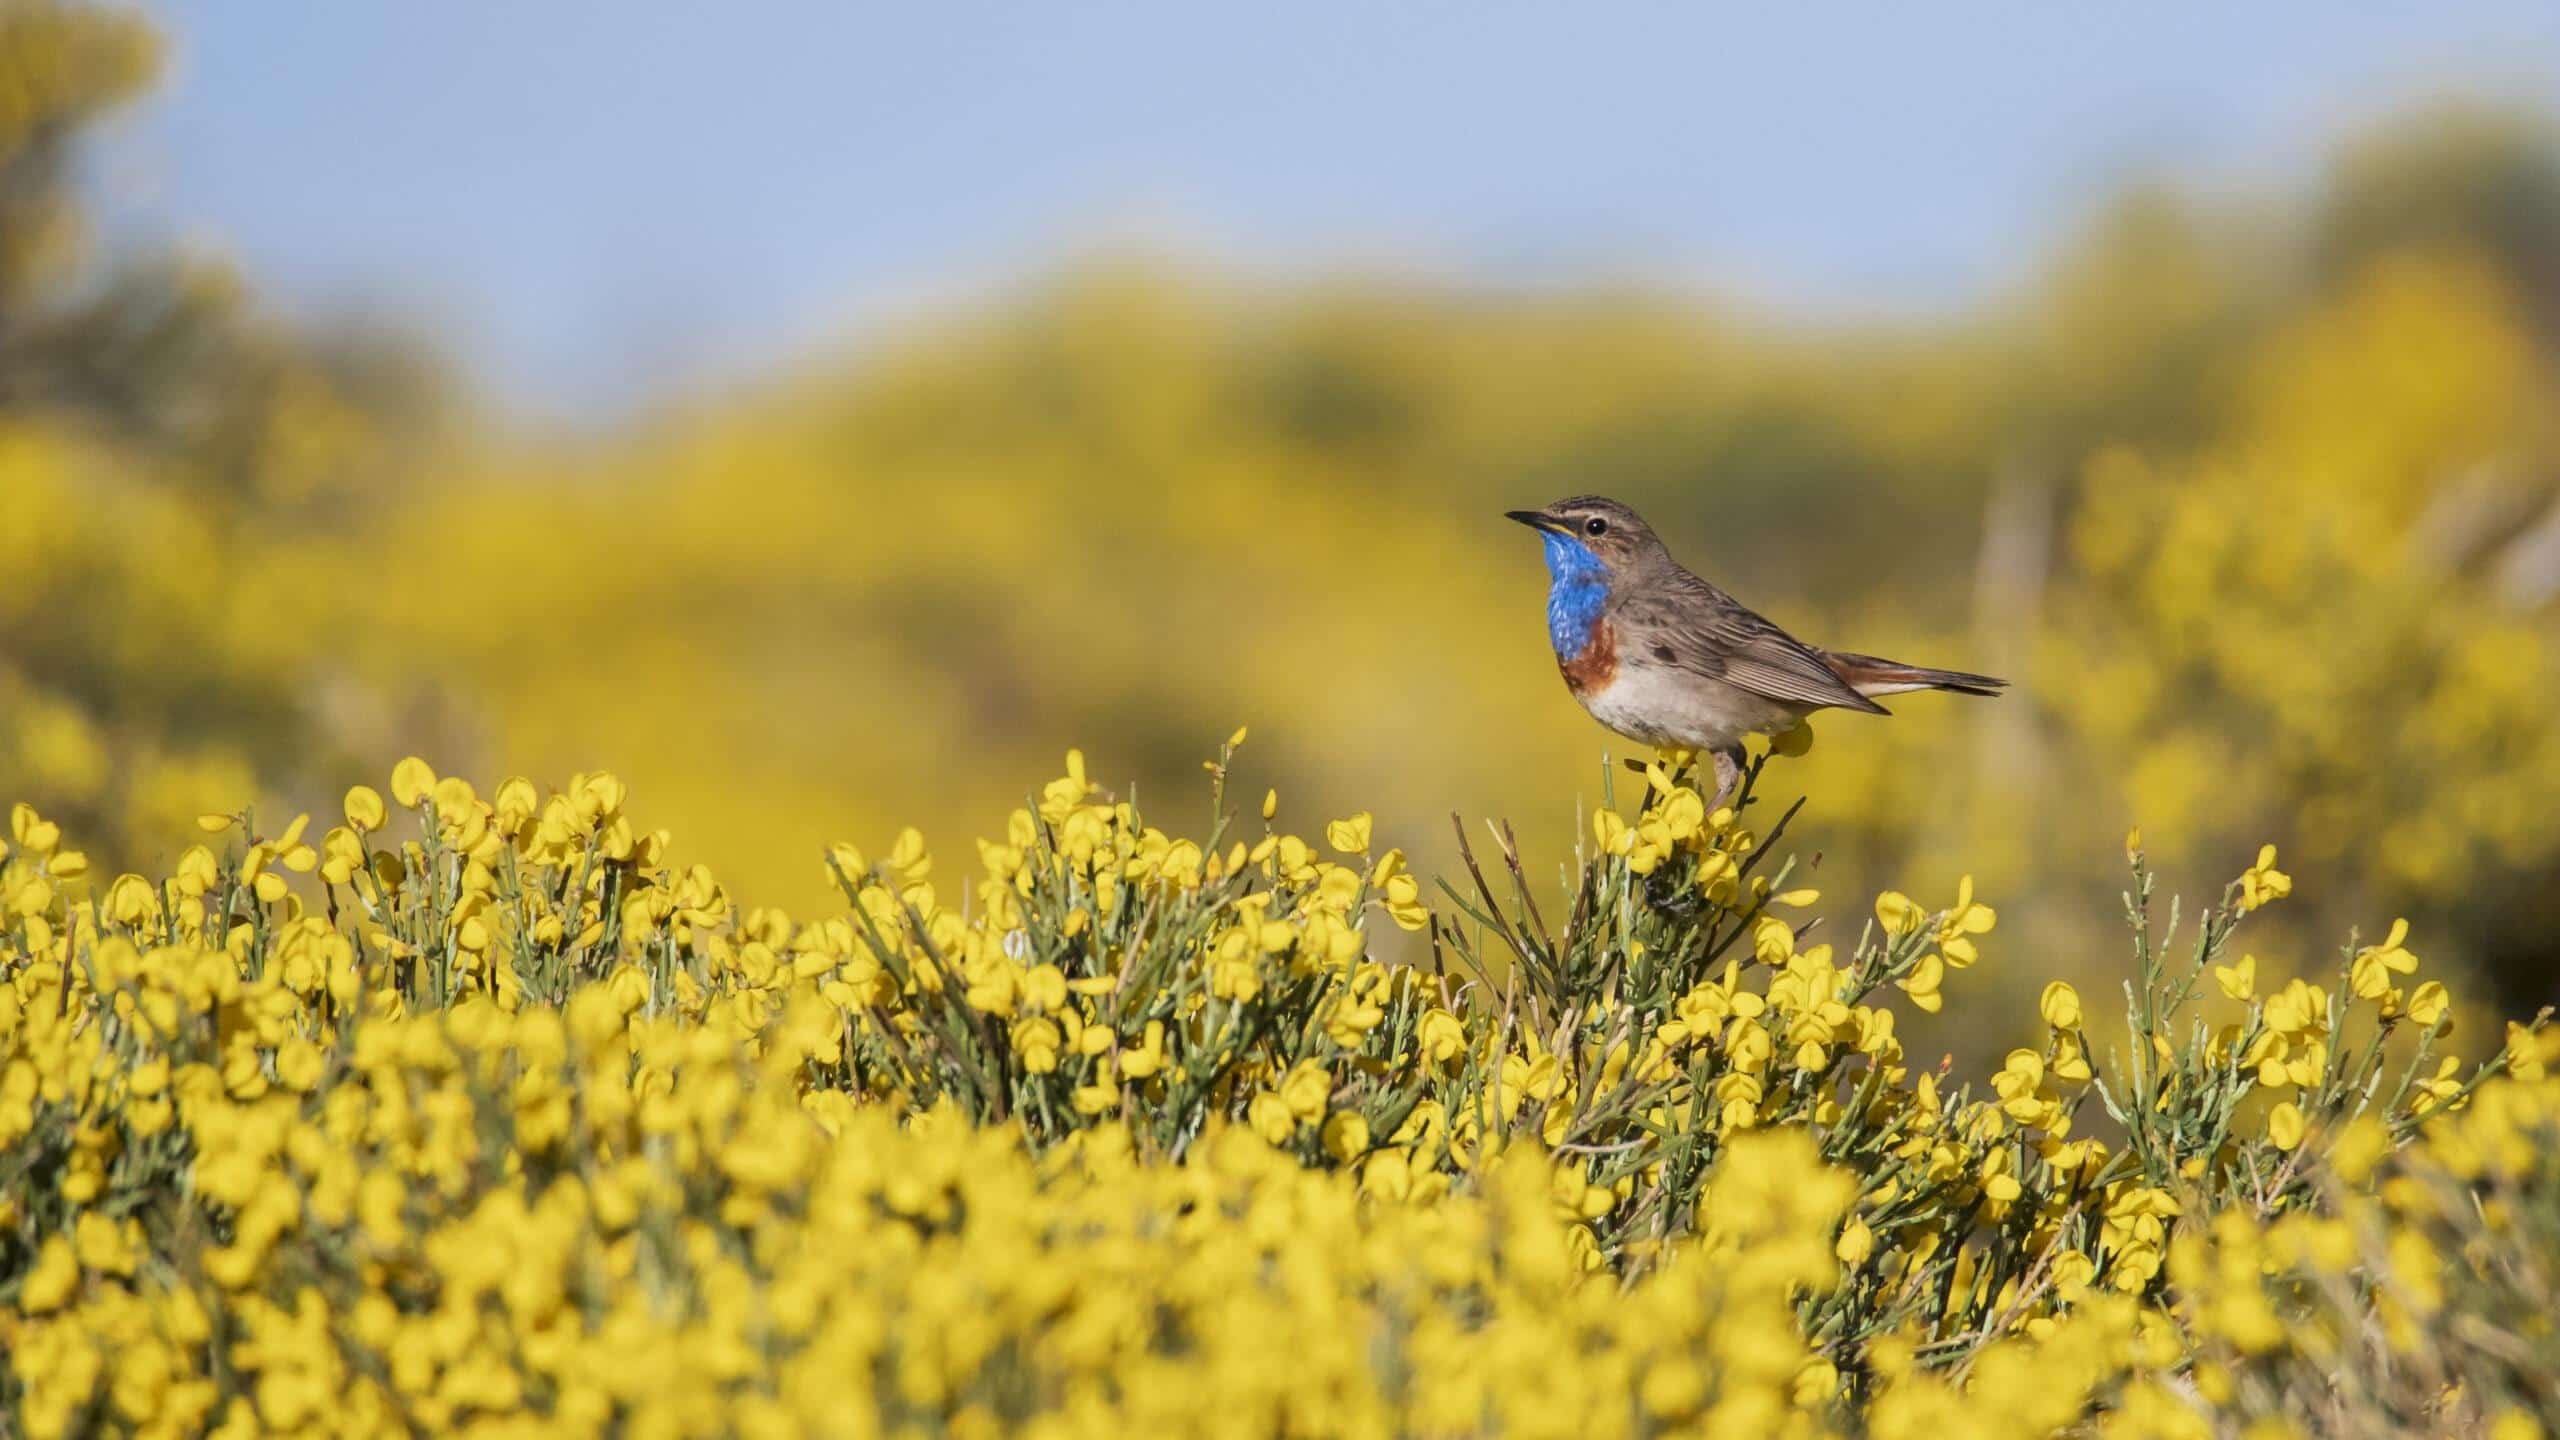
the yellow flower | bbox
[2488,1413,2542,1440]
[2349,918,2419,1002]
[1011,1017,1063,1074]
[2039,981,2083,1031]
[1278,1059,1332,1121]
[1934,875,1996,966]
[20,1235,78,1312]
[1379,871,1430,932]
[2330,1115,2391,1184]
[1037,749,1093,822]
[1982,1169,2023,1205]
[1655,786,1707,840]
[2213,953,2257,1002]
[342,785,387,834]
[2263,979,2329,1038]
[1752,914,1796,966]
[1417,1009,1468,1065]
[2506,1021,2549,1083]
[1835,1216,1874,1266]
[2405,980,2449,1028]
[2409,1055,2464,1116]
[104,873,155,926]
[1992,1050,2057,1127]
[390,756,439,809]
[276,1038,326,1092]
[2267,1101,2305,1151]
[1874,890,1925,939]
[1247,1092,1294,1145]
[1321,1110,1370,1161]
[1897,951,1945,1014]
[1359,1147,1412,1201]
[1019,963,1068,1014]
[2051,1031,2093,1083]
[73,1212,138,1276]
[1324,812,1373,854]
[1118,1020,1167,1080]
[2236,844,2292,913]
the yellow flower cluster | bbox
[2,749,2555,1436]
[2048,257,2560,905]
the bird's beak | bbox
[1506,509,1564,535]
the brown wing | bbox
[1612,567,1889,715]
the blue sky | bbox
[110,2,2560,417]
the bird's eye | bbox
[1583,516,1608,537]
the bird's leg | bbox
[1707,745,1747,815]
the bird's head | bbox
[1505,495,1669,583]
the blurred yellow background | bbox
[4,3,2558,1018]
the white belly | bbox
[1579,662,1804,751]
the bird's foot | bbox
[1706,745,1746,815]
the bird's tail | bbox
[1821,651,2008,700]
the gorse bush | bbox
[2,740,2556,1437]
[12,0,2560,1011]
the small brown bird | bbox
[1507,495,2005,806]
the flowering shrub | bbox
[2,742,2554,1437]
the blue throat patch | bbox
[1538,531,1610,659]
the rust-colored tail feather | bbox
[1821,650,2008,700]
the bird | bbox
[1506,495,2005,809]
